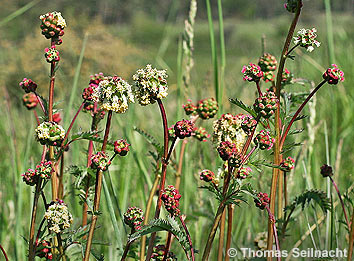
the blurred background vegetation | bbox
[0,0,353,260]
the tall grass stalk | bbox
[217,0,225,114]
[324,0,335,64]
[0,0,41,27]
[206,0,219,109]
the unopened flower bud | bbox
[114,139,130,156]
[22,93,38,110]
[323,64,344,85]
[174,119,194,139]
[19,78,37,93]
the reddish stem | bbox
[34,91,47,116]
[33,110,40,125]
[146,99,170,260]
[163,232,173,261]
[0,244,8,261]
[256,81,262,96]
[265,205,281,261]
[329,176,350,228]
[241,114,261,156]
[179,215,195,261]
[279,80,326,149]
[61,101,85,147]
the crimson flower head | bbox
[217,141,237,161]
[161,185,181,217]
[280,157,295,172]
[124,206,144,231]
[242,63,263,82]
[253,90,278,119]
[199,169,215,183]
[174,119,194,139]
[323,64,344,85]
[114,139,130,156]
[320,164,333,178]
[91,151,111,171]
[196,98,218,119]
[192,126,210,142]
[254,130,275,150]
[254,192,270,210]
[20,78,37,93]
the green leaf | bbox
[229,98,257,117]
[284,189,331,213]
[133,127,164,157]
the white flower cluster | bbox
[133,64,168,105]
[40,11,67,28]
[293,28,320,52]
[35,122,65,144]
[44,201,73,233]
[92,76,134,113]
[213,113,248,151]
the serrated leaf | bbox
[294,114,308,122]
[133,127,164,157]
[284,189,331,213]
[229,98,257,117]
[70,130,115,150]
[288,128,304,135]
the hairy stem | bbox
[84,110,113,261]
[146,99,170,260]
[28,179,42,261]
[279,80,326,149]
[179,215,195,261]
[267,1,303,256]
[140,172,161,261]
[329,176,350,228]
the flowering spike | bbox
[133,64,168,105]
[161,185,181,217]
[44,200,73,233]
[114,139,130,156]
[323,64,344,85]
[19,78,37,93]
[196,98,218,119]
[91,151,111,171]
[293,28,320,52]
[40,11,66,44]
[242,63,263,82]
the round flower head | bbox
[133,64,168,105]
[92,76,134,113]
[124,206,144,231]
[192,126,210,142]
[161,185,181,217]
[237,166,252,179]
[258,53,277,72]
[22,161,53,186]
[281,68,293,85]
[320,164,333,178]
[151,245,177,261]
[19,78,37,93]
[254,192,270,210]
[217,141,237,161]
[228,149,243,168]
[293,28,320,52]
[254,130,274,150]
[183,99,197,115]
[91,151,111,171]
[213,113,248,151]
[23,93,38,110]
[196,98,218,119]
[262,71,275,83]
[35,240,53,260]
[44,46,60,63]
[242,63,263,82]
[39,11,66,44]
[199,169,215,183]
[284,0,299,13]
[241,114,257,135]
[323,64,344,85]
[174,119,195,139]
[44,200,73,233]
[83,73,106,101]
[35,121,65,146]
[253,90,278,119]
[114,139,130,156]
[168,124,176,141]
[280,156,295,172]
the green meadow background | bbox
[0,0,353,259]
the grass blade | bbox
[0,0,41,27]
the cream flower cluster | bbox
[35,121,65,146]
[40,11,67,28]
[92,76,134,113]
[293,28,320,52]
[133,64,168,105]
[44,201,73,233]
[213,113,248,151]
